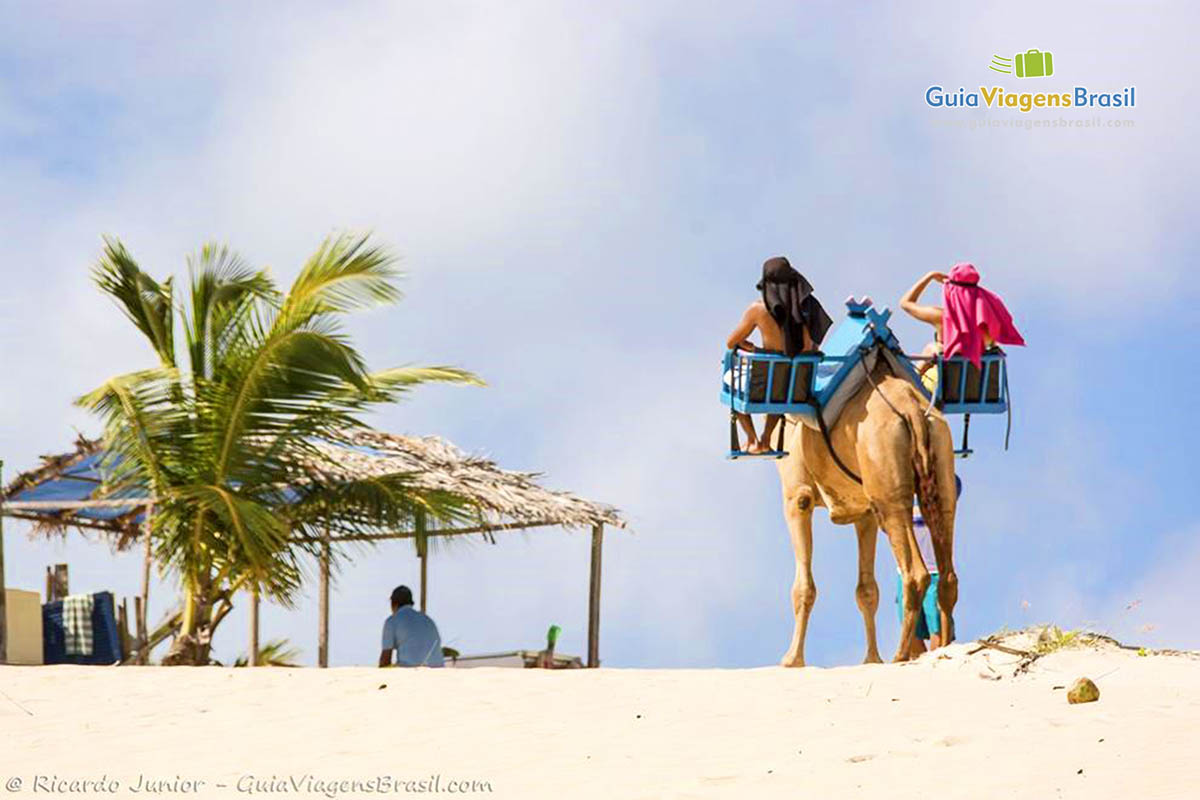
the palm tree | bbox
[79,233,481,664]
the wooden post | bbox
[49,564,69,601]
[134,596,146,663]
[0,459,7,665]
[419,548,428,613]
[249,586,260,667]
[415,508,428,613]
[117,599,131,659]
[587,523,604,668]
[138,504,153,664]
[318,526,330,668]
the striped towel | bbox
[63,594,95,656]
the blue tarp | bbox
[5,452,147,526]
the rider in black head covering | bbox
[757,256,832,355]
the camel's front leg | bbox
[853,515,883,664]
[780,487,817,667]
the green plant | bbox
[1032,625,1085,655]
[234,639,302,668]
[80,233,482,664]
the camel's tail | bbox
[904,398,955,644]
[901,400,942,549]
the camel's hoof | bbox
[780,655,806,668]
[863,653,883,665]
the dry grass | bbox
[1031,625,1087,655]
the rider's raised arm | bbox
[900,270,947,328]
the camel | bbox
[775,361,959,666]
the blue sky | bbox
[1,1,1197,667]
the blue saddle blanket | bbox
[792,303,926,430]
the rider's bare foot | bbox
[746,439,768,454]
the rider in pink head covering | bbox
[941,263,1025,366]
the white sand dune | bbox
[1,634,1196,799]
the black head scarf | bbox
[757,256,833,355]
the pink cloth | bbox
[941,263,1025,366]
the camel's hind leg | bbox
[926,419,959,644]
[780,485,817,667]
[853,515,883,664]
[876,504,930,662]
[859,410,931,663]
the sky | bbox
[1,1,1198,668]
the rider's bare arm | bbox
[726,304,763,351]
[916,340,940,375]
[900,271,947,328]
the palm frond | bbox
[365,365,485,399]
[234,638,301,667]
[76,367,188,494]
[164,484,302,601]
[279,232,401,326]
[204,325,378,482]
[93,237,176,366]
[183,243,275,381]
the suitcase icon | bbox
[1014,49,1053,78]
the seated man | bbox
[725,256,832,453]
[379,585,445,668]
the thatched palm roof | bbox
[1,431,624,548]
[317,429,624,532]
[1,436,148,546]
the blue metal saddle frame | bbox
[722,299,1008,459]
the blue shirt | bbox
[381,606,445,667]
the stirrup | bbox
[955,413,972,458]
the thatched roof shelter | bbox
[310,429,624,536]
[2,431,623,541]
[1,431,624,667]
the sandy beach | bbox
[1,633,1196,800]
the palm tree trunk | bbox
[180,587,197,638]
[164,571,215,665]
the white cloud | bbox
[1,1,1197,666]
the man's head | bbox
[755,256,833,354]
[390,585,414,612]
[757,255,801,292]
